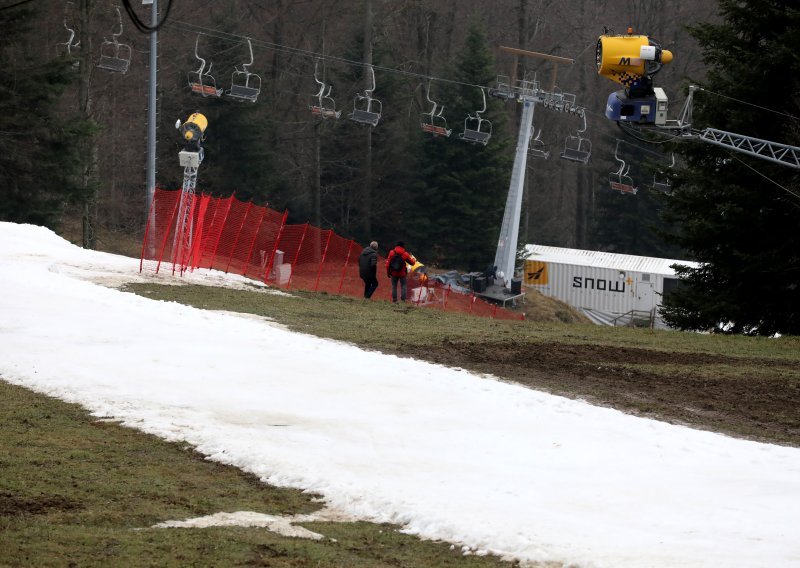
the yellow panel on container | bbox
[524,260,548,285]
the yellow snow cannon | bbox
[597,28,673,124]
[178,113,208,150]
[596,28,672,88]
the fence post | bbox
[189,194,210,271]
[224,201,252,274]
[154,190,182,275]
[263,210,288,283]
[242,207,267,276]
[209,196,234,270]
[286,223,309,290]
[313,231,333,292]
[336,240,356,294]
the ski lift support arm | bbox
[669,86,799,169]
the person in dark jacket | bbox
[385,241,416,303]
[358,241,379,298]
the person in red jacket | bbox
[385,241,416,303]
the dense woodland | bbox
[2,0,798,334]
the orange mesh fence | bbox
[314,233,353,294]
[268,223,306,287]
[213,199,252,275]
[243,208,287,282]
[141,188,523,321]
[288,225,331,291]
[337,241,368,298]
[140,187,181,274]
[193,195,234,270]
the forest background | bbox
[3,0,799,335]
[0,0,717,265]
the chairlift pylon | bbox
[420,82,451,137]
[188,35,222,98]
[652,153,675,194]
[560,112,591,164]
[97,5,131,74]
[226,38,261,102]
[609,140,638,194]
[528,128,550,159]
[349,65,382,126]
[460,88,492,145]
[309,59,341,119]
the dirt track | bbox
[400,339,800,447]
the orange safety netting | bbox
[141,188,523,321]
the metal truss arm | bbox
[697,128,800,170]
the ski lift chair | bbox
[561,135,592,163]
[560,112,591,163]
[97,6,131,74]
[652,153,675,194]
[57,26,78,58]
[349,66,382,126]
[188,36,222,97]
[529,128,549,159]
[227,39,261,102]
[420,82,451,137]
[310,85,342,119]
[609,141,638,194]
[460,88,492,145]
[308,60,341,119]
[56,3,80,59]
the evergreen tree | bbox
[408,22,512,271]
[659,0,800,335]
[319,29,416,245]
[0,7,93,229]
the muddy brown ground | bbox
[400,339,800,447]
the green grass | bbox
[126,282,800,360]
[0,381,518,568]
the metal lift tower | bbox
[490,47,587,290]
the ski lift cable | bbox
[609,127,798,202]
[0,0,36,11]
[698,88,800,122]
[167,21,794,134]
[167,19,491,92]
[601,130,678,159]
[172,21,795,130]
[724,151,800,203]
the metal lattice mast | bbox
[172,113,207,275]
[172,159,200,274]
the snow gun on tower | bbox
[597,28,673,125]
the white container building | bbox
[522,244,699,328]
